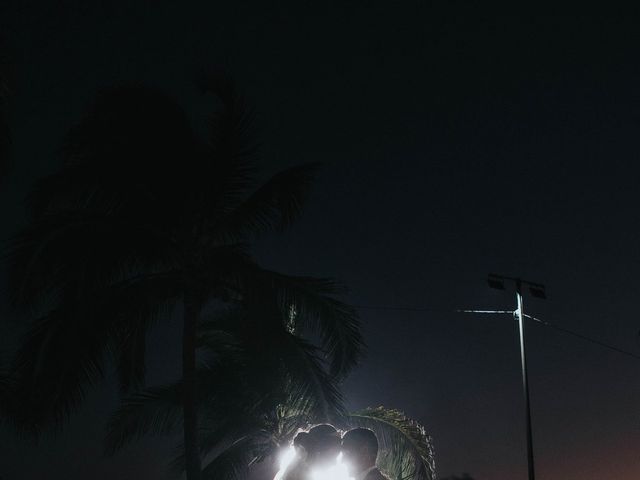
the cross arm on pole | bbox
[488,273,546,299]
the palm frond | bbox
[8,305,109,433]
[102,271,184,394]
[255,271,363,378]
[198,305,249,334]
[107,358,268,459]
[200,435,260,480]
[5,211,177,310]
[197,71,257,165]
[27,164,118,217]
[113,319,148,393]
[276,334,345,422]
[104,383,183,455]
[198,298,345,421]
[30,85,195,219]
[206,252,363,378]
[165,373,270,476]
[6,270,182,434]
[348,407,436,480]
[103,272,183,395]
[262,402,313,453]
[212,163,320,241]
[168,412,265,475]
[193,71,258,223]
[195,72,318,242]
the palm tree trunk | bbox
[183,290,202,480]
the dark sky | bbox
[2,3,640,479]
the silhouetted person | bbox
[306,424,342,466]
[341,428,390,480]
[279,424,342,480]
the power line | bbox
[353,303,640,361]
[353,305,450,313]
[524,313,640,362]
[457,309,513,315]
[353,305,514,314]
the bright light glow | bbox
[310,454,353,480]
[274,446,298,480]
[280,446,298,471]
[275,448,353,480]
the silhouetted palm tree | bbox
[5,76,362,480]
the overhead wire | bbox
[352,304,640,361]
[523,313,640,361]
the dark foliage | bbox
[105,296,346,479]
[3,76,363,480]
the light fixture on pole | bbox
[488,273,545,480]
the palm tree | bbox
[5,76,362,480]
[348,407,436,480]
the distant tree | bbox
[4,76,362,480]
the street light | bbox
[488,273,545,480]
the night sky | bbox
[2,4,640,479]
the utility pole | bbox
[488,274,546,480]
